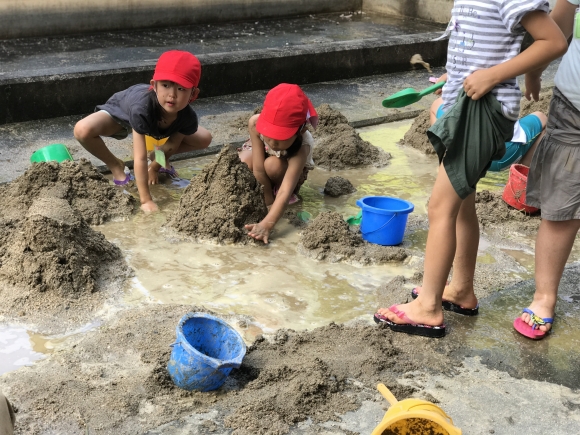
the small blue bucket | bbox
[167,312,246,392]
[356,196,414,246]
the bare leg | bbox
[430,97,443,125]
[519,112,547,167]
[521,219,580,331]
[74,112,127,181]
[377,164,463,326]
[445,191,480,308]
[264,155,288,187]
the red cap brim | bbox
[256,116,299,141]
[152,71,195,89]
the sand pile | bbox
[0,160,133,332]
[298,211,408,265]
[0,159,136,225]
[0,304,458,435]
[401,90,553,155]
[230,106,263,132]
[0,198,122,295]
[167,145,268,244]
[400,110,435,155]
[475,190,540,234]
[324,176,356,197]
[313,104,391,170]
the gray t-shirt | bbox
[440,0,550,120]
[96,84,198,140]
[554,0,580,111]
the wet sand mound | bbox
[0,304,458,435]
[324,176,356,197]
[476,190,540,234]
[298,211,408,265]
[0,198,123,295]
[167,146,268,244]
[400,110,436,155]
[313,104,391,170]
[519,90,552,117]
[0,159,136,225]
[230,106,263,132]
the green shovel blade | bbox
[382,81,445,108]
[346,210,362,226]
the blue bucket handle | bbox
[169,339,244,370]
[360,213,398,236]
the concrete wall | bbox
[0,0,362,39]
[363,0,453,24]
[364,0,557,23]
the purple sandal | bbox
[159,165,178,178]
[113,168,134,186]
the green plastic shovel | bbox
[345,210,362,226]
[382,81,446,108]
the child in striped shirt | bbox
[374,0,567,338]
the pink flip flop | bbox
[373,304,446,338]
[513,308,553,340]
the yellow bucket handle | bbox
[377,383,398,406]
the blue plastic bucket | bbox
[356,196,414,246]
[167,312,246,392]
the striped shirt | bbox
[441,0,550,120]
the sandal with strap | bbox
[159,165,179,178]
[513,308,554,340]
[373,305,446,338]
[112,167,134,186]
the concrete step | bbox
[0,12,446,125]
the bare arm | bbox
[133,130,158,211]
[464,10,567,100]
[248,115,275,206]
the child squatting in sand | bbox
[374,0,567,337]
[74,50,212,212]
[239,83,318,244]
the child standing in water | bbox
[239,83,318,244]
[515,0,580,339]
[74,50,212,212]
[374,0,567,337]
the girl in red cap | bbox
[74,50,212,212]
[239,83,318,244]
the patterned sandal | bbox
[513,308,554,340]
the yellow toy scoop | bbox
[382,81,446,108]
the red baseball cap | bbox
[153,50,201,88]
[256,84,318,140]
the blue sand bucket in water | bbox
[356,196,414,246]
[167,312,246,392]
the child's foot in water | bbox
[111,157,130,184]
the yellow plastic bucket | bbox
[371,384,462,435]
[145,135,168,152]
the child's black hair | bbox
[284,124,306,158]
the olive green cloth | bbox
[427,90,515,199]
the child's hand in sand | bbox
[141,200,159,213]
[245,222,272,244]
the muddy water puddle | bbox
[3,120,580,377]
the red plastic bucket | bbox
[501,164,539,214]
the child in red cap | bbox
[74,50,212,212]
[239,83,318,244]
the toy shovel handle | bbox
[418,81,446,98]
[377,383,399,405]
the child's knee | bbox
[199,128,212,148]
[264,157,286,179]
[532,111,547,128]
[73,119,92,142]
